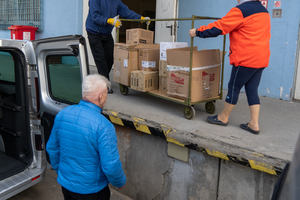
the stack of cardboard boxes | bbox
[159,42,188,95]
[114,28,159,92]
[114,28,222,102]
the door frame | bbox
[293,24,300,101]
[82,1,96,67]
[155,0,179,43]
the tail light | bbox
[32,175,41,181]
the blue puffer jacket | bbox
[86,0,141,34]
[46,100,126,194]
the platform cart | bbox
[116,16,226,120]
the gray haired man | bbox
[47,74,126,200]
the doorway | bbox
[121,0,178,43]
[119,0,156,43]
[82,0,178,66]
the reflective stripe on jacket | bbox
[196,1,271,68]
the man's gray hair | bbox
[82,74,111,100]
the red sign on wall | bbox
[274,1,281,8]
[259,0,268,8]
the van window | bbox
[0,51,15,99]
[46,55,82,104]
[0,51,15,83]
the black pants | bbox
[226,66,264,106]
[87,31,114,80]
[61,186,110,200]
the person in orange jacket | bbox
[190,0,271,134]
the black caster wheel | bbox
[119,84,129,95]
[205,101,215,114]
[184,106,196,120]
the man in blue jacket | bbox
[46,74,125,200]
[86,0,149,93]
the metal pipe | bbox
[220,35,226,99]
[187,16,195,106]
[119,16,220,22]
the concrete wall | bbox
[177,0,300,100]
[0,0,83,39]
[116,126,277,200]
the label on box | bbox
[142,61,156,68]
[160,42,188,61]
[123,59,128,68]
[167,64,220,72]
[170,72,185,85]
[23,32,31,40]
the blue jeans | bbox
[226,66,265,106]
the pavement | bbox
[104,80,300,169]
[9,165,132,200]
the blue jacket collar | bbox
[79,100,102,113]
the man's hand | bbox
[107,16,122,28]
[141,16,151,26]
[189,28,197,37]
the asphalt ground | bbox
[9,166,132,200]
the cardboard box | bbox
[159,76,168,95]
[159,60,168,77]
[160,42,188,61]
[130,71,158,92]
[113,43,138,86]
[166,48,221,102]
[126,28,154,45]
[135,44,160,71]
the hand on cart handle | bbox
[189,28,197,37]
[141,16,151,26]
[107,16,122,28]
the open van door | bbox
[0,35,89,200]
[0,39,44,199]
[33,35,89,158]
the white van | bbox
[0,35,89,199]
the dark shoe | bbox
[108,88,113,94]
[207,115,228,126]
[240,123,260,134]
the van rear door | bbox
[33,35,89,154]
[0,39,43,200]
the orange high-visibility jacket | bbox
[196,1,271,68]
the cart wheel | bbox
[184,106,196,120]
[119,84,129,95]
[205,101,215,114]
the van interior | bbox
[0,50,32,181]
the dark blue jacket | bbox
[86,0,141,34]
[46,100,126,194]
